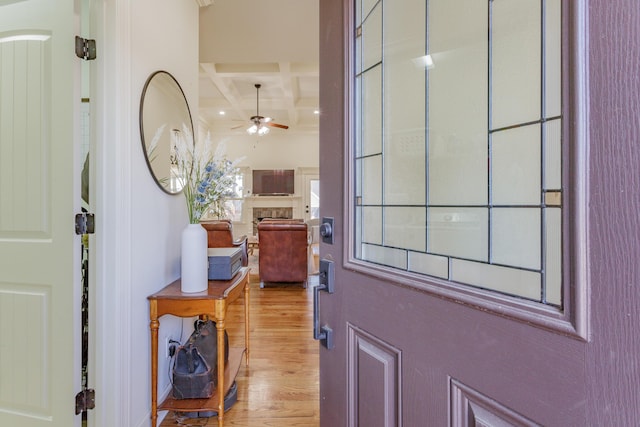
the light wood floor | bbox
[159,275,320,427]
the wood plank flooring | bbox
[159,275,319,427]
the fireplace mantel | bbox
[239,195,303,237]
[246,195,301,201]
[246,195,301,210]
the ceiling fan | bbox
[237,83,289,135]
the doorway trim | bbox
[91,1,134,426]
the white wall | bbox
[130,2,199,425]
[95,1,199,426]
[207,131,319,170]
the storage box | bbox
[207,247,242,280]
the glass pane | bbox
[491,124,541,205]
[427,207,488,262]
[408,251,448,279]
[361,2,382,71]
[355,206,363,258]
[360,155,382,205]
[355,76,362,156]
[544,118,561,190]
[362,206,382,244]
[428,0,488,206]
[491,0,541,129]
[545,207,562,305]
[451,259,541,301]
[355,22,362,74]
[362,65,382,156]
[384,207,426,252]
[362,243,407,269]
[384,131,425,205]
[491,208,541,270]
[545,0,562,118]
[362,0,378,22]
[382,0,426,205]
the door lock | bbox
[320,217,334,244]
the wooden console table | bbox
[148,267,250,427]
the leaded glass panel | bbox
[353,0,563,307]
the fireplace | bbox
[253,207,293,235]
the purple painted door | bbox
[318,0,640,425]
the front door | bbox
[304,175,320,221]
[319,0,640,425]
[0,1,80,426]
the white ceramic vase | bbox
[180,223,208,293]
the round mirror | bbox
[139,70,193,194]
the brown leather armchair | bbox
[257,220,309,288]
[200,220,248,267]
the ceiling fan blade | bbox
[231,124,245,130]
[266,122,289,130]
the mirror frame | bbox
[139,70,194,195]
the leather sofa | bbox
[200,219,248,267]
[257,219,309,287]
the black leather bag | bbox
[187,319,229,375]
[172,346,214,399]
[172,319,229,399]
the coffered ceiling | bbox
[198,0,320,135]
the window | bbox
[353,0,563,308]
[202,168,245,222]
[223,171,245,222]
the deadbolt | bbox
[320,217,334,244]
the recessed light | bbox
[219,111,225,116]
[313,110,320,115]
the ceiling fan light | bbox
[247,124,258,135]
[258,125,270,136]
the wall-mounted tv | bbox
[252,169,295,195]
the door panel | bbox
[347,324,401,426]
[319,0,640,425]
[0,1,79,426]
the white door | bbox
[0,1,80,426]
[304,175,320,221]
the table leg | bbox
[150,317,159,427]
[216,319,226,427]
[244,281,250,366]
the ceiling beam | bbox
[278,62,299,126]
[200,63,248,121]
[195,0,214,6]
